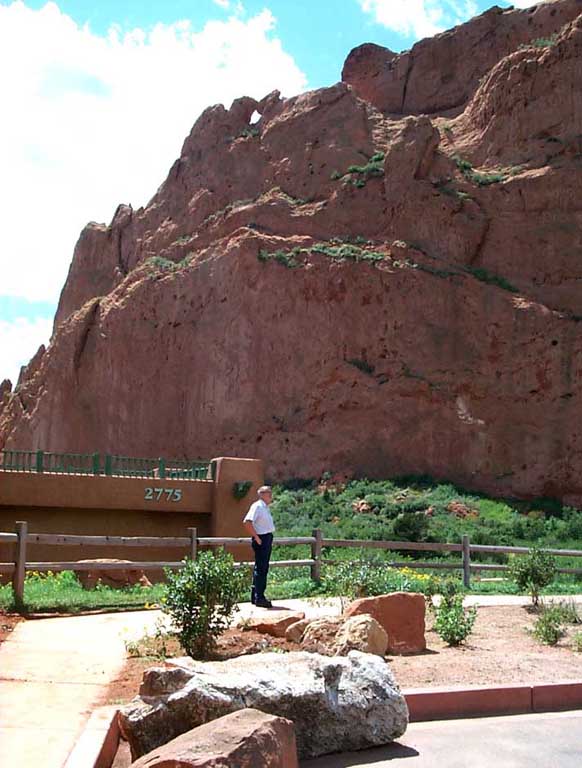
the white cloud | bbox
[506,0,539,7]
[0,1,307,307]
[359,0,481,38]
[0,316,52,386]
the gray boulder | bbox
[119,651,408,760]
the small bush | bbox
[434,595,477,646]
[258,248,301,268]
[323,558,419,599]
[465,266,518,293]
[542,599,581,625]
[533,608,564,645]
[572,632,582,652]
[508,548,557,606]
[521,33,559,50]
[146,255,190,272]
[232,480,253,500]
[453,155,507,186]
[332,151,385,188]
[347,358,375,375]
[163,551,247,658]
[258,241,386,268]
[125,621,174,660]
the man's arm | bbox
[244,520,261,545]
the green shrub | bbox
[232,480,252,500]
[465,266,518,293]
[572,632,582,652]
[323,557,414,599]
[533,608,564,645]
[521,33,559,50]
[508,548,557,605]
[542,599,581,625]
[392,511,430,542]
[258,242,386,268]
[146,255,190,272]
[434,595,477,646]
[347,358,375,375]
[332,151,385,188]
[453,155,507,186]
[163,551,247,658]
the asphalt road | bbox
[301,711,582,767]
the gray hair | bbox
[258,485,272,496]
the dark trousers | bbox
[251,532,273,603]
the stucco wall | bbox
[0,457,264,568]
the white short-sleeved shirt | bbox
[244,499,275,535]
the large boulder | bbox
[118,651,408,760]
[129,708,298,768]
[300,617,344,654]
[345,592,426,654]
[333,614,388,657]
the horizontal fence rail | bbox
[3,522,582,609]
[0,450,210,480]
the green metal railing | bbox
[0,449,209,480]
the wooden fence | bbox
[2,522,582,610]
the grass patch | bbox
[0,570,165,613]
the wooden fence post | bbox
[13,521,28,611]
[311,528,322,583]
[462,534,471,588]
[188,527,198,560]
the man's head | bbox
[258,485,273,502]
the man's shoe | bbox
[255,598,272,608]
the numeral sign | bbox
[144,487,183,502]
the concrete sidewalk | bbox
[1,594,582,766]
[0,610,160,767]
[301,711,582,767]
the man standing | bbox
[243,485,275,608]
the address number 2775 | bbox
[145,487,183,502]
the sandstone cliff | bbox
[2,0,582,503]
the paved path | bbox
[1,594,582,766]
[301,711,582,767]
[0,610,160,767]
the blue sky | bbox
[0,0,532,384]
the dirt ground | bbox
[104,605,582,707]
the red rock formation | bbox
[2,3,582,503]
[0,380,11,424]
[342,0,582,115]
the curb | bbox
[404,681,582,721]
[68,682,582,768]
[63,706,120,768]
